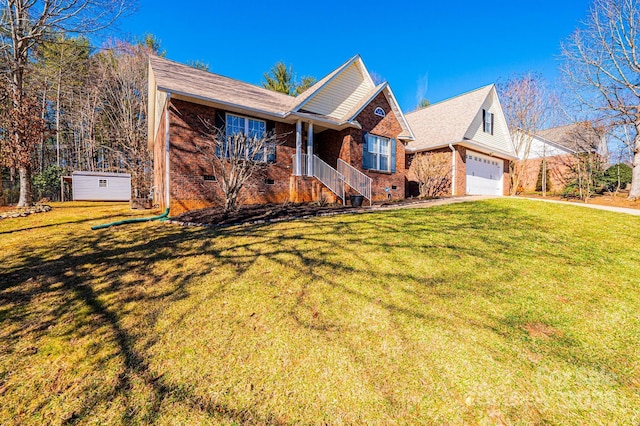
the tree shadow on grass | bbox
[0,199,606,423]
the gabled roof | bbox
[292,55,364,110]
[149,55,296,117]
[536,122,605,153]
[405,84,516,158]
[148,54,414,144]
[405,85,493,150]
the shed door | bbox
[465,151,503,195]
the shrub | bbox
[32,165,63,201]
[408,152,451,198]
[603,163,632,192]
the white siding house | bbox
[72,171,131,201]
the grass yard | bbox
[1,199,639,425]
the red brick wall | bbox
[454,146,466,196]
[166,99,297,215]
[348,92,406,201]
[315,129,351,167]
[517,154,576,193]
[503,158,511,196]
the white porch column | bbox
[307,122,314,176]
[295,120,302,176]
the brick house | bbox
[148,55,415,215]
[515,122,608,193]
[404,85,517,197]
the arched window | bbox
[374,107,386,117]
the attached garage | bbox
[405,84,517,197]
[465,151,503,196]
[71,171,131,201]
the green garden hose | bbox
[91,208,170,230]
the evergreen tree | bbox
[536,159,551,192]
[263,62,316,96]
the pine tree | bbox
[536,159,551,192]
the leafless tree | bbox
[499,74,555,195]
[98,41,152,198]
[561,0,640,199]
[557,122,607,201]
[197,122,282,212]
[0,0,127,206]
[408,151,452,198]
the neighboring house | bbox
[405,85,517,196]
[516,122,608,192]
[148,55,415,215]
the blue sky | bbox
[117,0,592,112]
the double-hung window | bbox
[224,113,274,162]
[363,133,396,173]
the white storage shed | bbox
[71,171,131,201]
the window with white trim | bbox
[224,113,274,162]
[483,109,494,135]
[369,135,391,171]
[374,107,386,117]
[98,179,108,188]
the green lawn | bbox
[1,199,639,424]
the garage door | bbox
[465,151,503,195]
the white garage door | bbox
[465,151,503,195]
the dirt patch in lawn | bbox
[524,322,563,340]
[171,202,361,226]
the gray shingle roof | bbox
[150,55,296,116]
[405,85,493,151]
[536,122,604,152]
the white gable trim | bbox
[292,55,374,113]
[346,83,387,121]
[486,86,515,154]
[345,84,415,141]
[406,140,517,160]
[463,85,516,157]
[531,133,577,154]
[383,86,416,141]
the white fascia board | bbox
[161,87,289,120]
[345,84,416,141]
[292,55,370,113]
[531,133,576,154]
[346,83,388,122]
[289,111,362,130]
[384,86,416,141]
[355,55,376,88]
[406,140,518,160]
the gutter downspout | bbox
[449,144,456,196]
[165,93,171,211]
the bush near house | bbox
[407,151,451,198]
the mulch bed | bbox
[170,202,360,227]
[169,197,450,227]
